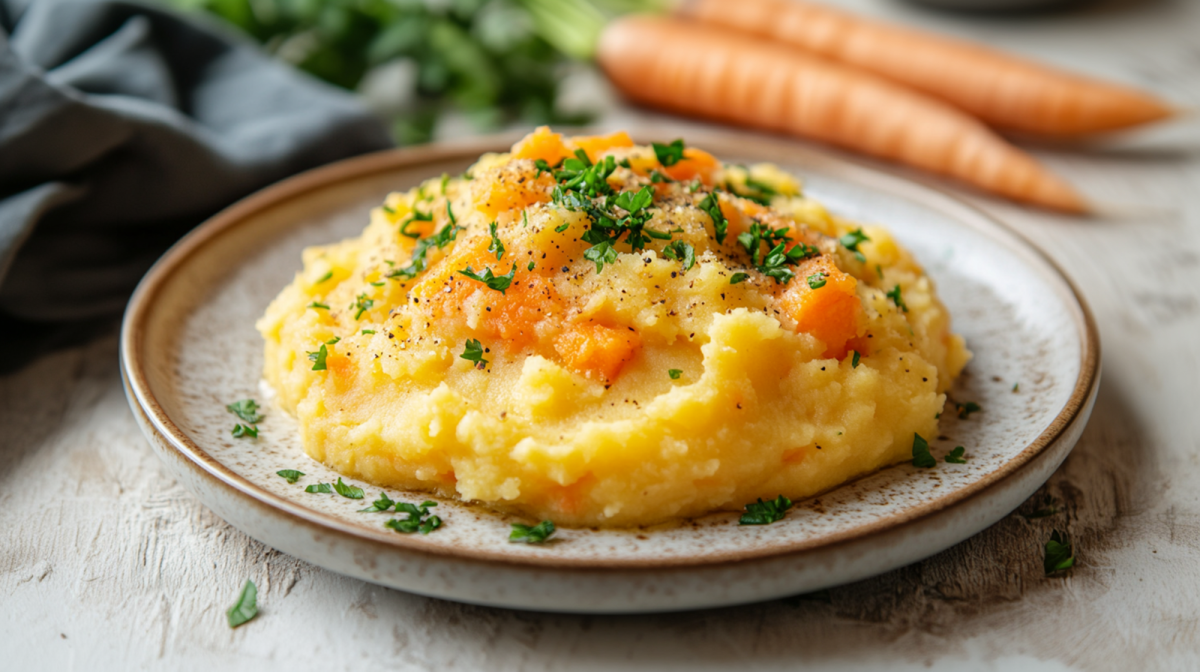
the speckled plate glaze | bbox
[121,132,1099,613]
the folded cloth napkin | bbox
[0,0,392,370]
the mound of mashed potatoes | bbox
[258,128,970,527]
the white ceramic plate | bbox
[121,132,1099,613]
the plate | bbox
[120,131,1099,613]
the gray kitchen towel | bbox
[0,0,392,370]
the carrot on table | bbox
[597,16,1087,213]
[679,0,1173,137]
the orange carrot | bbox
[597,16,1086,212]
[679,0,1173,137]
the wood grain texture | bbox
[4,0,1200,669]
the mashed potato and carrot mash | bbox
[257,128,970,527]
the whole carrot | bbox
[598,15,1086,212]
[679,0,1173,137]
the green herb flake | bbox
[306,301,330,310]
[886,284,909,312]
[358,491,396,513]
[957,401,982,420]
[386,500,441,534]
[446,201,457,225]
[729,272,749,285]
[458,264,516,294]
[876,264,884,279]
[839,228,871,263]
[307,344,328,371]
[662,240,696,272]
[554,222,570,233]
[945,446,967,463]
[231,423,258,439]
[315,271,333,283]
[652,139,685,167]
[276,470,304,484]
[1013,383,1020,393]
[387,223,462,282]
[362,329,375,335]
[510,520,556,544]
[1044,530,1076,574]
[522,210,530,227]
[487,221,505,260]
[912,433,936,468]
[305,483,332,494]
[352,293,374,320]
[807,272,828,290]
[225,580,258,628]
[739,495,793,525]
[226,399,264,424]
[668,369,683,380]
[461,338,489,368]
[698,193,728,244]
[325,337,340,345]
[851,351,861,369]
[333,477,364,500]
[527,261,536,271]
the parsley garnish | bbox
[487,221,505,260]
[839,228,871,263]
[662,240,695,272]
[352,293,374,319]
[945,446,967,463]
[851,350,861,368]
[362,329,375,335]
[231,424,258,439]
[307,344,328,371]
[399,206,433,238]
[461,338,489,368]
[305,483,332,494]
[386,501,441,534]
[652,139,685,167]
[1013,383,1020,393]
[527,261,536,271]
[306,301,329,310]
[729,176,777,206]
[698,193,728,244]
[807,272,828,290]
[358,491,396,513]
[739,495,793,525]
[325,336,340,345]
[510,520,556,543]
[387,223,461,281]
[650,170,673,184]
[912,433,936,468]
[315,271,333,283]
[1044,530,1075,574]
[736,221,818,284]
[554,222,570,233]
[458,264,516,293]
[227,399,264,424]
[886,284,908,312]
[276,469,304,484]
[668,369,683,380]
[333,477,364,500]
[446,201,457,225]
[957,401,981,419]
[729,272,749,284]
[225,580,258,628]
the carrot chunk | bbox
[511,126,573,165]
[555,322,641,382]
[779,258,866,359]
[661,148,720,184]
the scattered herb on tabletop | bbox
[1044,530,1076,575]
[668,369,683,380]
[359,491,397,512]
[945,446,967,463]
[305,483,333,494]
[957,401,982,420]
[461,338,489,368]
[386,501,442,534]
[739,495,793,525]
[911,433,937,468]
[226,580,258,628]
[510,520,556,544]
[276,470,305,484]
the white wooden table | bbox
[4,1,1199,669]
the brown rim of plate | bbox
[120,131,1101,571]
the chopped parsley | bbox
[697,193,728,244]
[650,170,673,184]
[358,491,396,513]
[231,424,258,439]
[325,336,340,345]
[1013,383,1020,393]
[333,477,364,500]
[957,401,982,420]
[305,483,332,494]
[886,284,908,312]
[387,223,461,281]
[362,329,375,335]
[911,433,936,468]
[807,272,828,290]
[522,210,529,227]
[458,264,516,294]
[739,495,793,525]
[487,221,505,260]
[554,222,570,233]
[510,520,556,543]
[652,139,685,167]
[945,446,967,463]
[527,261,536,271]
[315,271,333,283]
[662,240,696,272]
[386,501,442,534]
[225,580,258,628]
[461,338,489,368]
[227,399,264,424]
[352,293,374,320]
[306,301,330,310]
[839,228,871,263]
[446,201,457,225]
[307,344,328,371]
[398,206,433,238]
[729,176,777,206]
[668,369,683,380]
[276,470,304,484]
[736,221,817,284]
[851,350,861,368]
[1044,530,1075,574]
[729,272,749,284]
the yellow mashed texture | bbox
[258,128,970,527]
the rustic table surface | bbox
[4,1,1199,669]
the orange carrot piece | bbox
[598,16,1086,213]
[681,0,1172,137]
[779,257,866,359]
[512,126,574,165]
[570,131,635,162]
[555,322,641,382]
[660,147,720,184]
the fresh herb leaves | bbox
[307,344,328,371]
[461,339,489,368]
[510,520,556,543]
[306,301,330,310]
[839,228,871,263]
[305,483,332,494]
[807,272,828,290]
[729,272,749,284]
[662,240,696,272]
[352,293,374,319]
[276,470,305,484]
[333,477,364,500]
[736,221,817,284]
[957,401,982,420]
[387,224,461,281]
[488,221,506,260]
[1044,531,1075,574]
[386,501,441,534]
[652,139,685,167]
[358,491,396,513]
[945,446,967,463]
[458,264,516,293]
[226,580,258,628]
[912,433,936,468]
[399,206,433,238]
[668,369,683,380]
[739,495,793,525]
[231,424,258,439]
[315,271,333,283]
[851,351,861,368]
[698,193,728,244]
[886,284,908,312]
